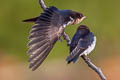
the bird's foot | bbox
[67,41,71,46]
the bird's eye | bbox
[79,13,84,18]
[76,13,83,18]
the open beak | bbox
[73,16,86,25]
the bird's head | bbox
[61,10,86,25]
[71,11,86,25]
[77,25,90,36]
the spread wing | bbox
[27,6,64,71]
[66,33,94,63]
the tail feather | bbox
[66,46,81,64]
[66,56,79,64]
[23,17,39,22]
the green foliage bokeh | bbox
[0,0,120,60]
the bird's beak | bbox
[73,16,86,25]
[80,16,86,23]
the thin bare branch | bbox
[63,32,71,46]
[39,0,47,10]
[81,55,107,80]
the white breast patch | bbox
[80,36,96,56]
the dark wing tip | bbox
[66,46,81,64]
[66,56,72,64]
[66,55,79,64]
[67,61,71,64]
[23,17,39,23]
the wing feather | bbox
[66,44,85,63]
[66,36,90,63]
[29,46,52,70]
[31,46,53,71]
[27,39,48,54]
[28,43,49,62]
[27,6,64,70]
[28,37,47,46]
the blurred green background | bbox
[0,0,120,80]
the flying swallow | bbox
[66,25,96,64]
[23,4,85,70]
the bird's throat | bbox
[73,16,86,25]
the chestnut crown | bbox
[77,25,90,36]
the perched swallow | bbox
[66,25,96,64]
[23,5,85,70]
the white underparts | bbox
[80,36,96,56]
[63,24,66,28]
